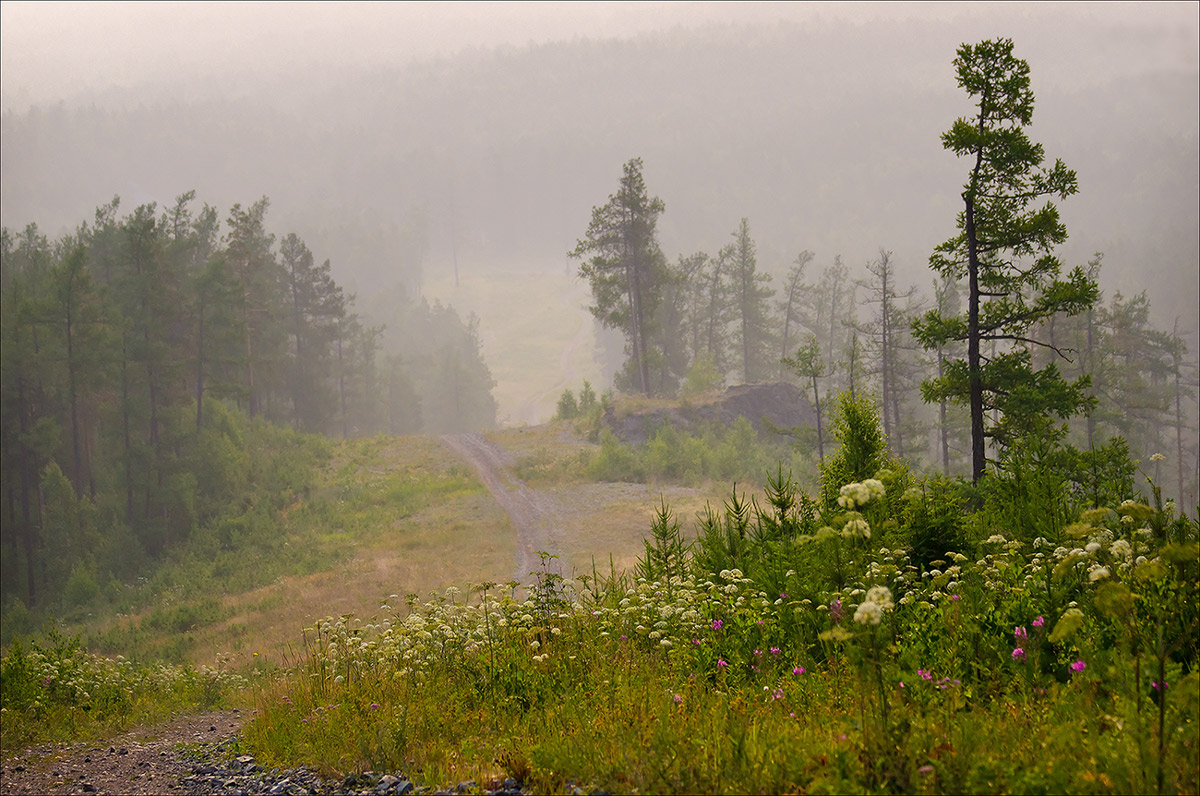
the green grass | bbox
[0,630,248,752]
[9,434,509,673]
[239,482,1199,794]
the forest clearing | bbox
[3,7,1198,795]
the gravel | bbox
[0,712,594,796]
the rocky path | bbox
[1,708,533,795]
[439,433,565,583]
[0,711,243,795]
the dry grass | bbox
[197,438,516,668]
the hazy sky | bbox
[3,1,1196,111]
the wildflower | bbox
[770,647,781,655]
[1151,453,1166,462]
[1070,660,1086,673]
[692,638,701,646]
[950,594,961,601]
[673,694,683,704]
[779,592,789,599]
[712,619,724,630]
[1012,648,1026,662]
[717,659,728,669]
[1110,539,1133,559]
[854,600,884,626]
[842,517,872,539]
[918,669,933,681]
[754,649,762,656]
[793,666,806,675]
[830,599,844,622]
[865,585,894,611]
[1152,680,1168,691]
[1088,565,1111,582]
[1014,626,1028,641]
[1032,616,1045,628]
[772,688,784,701]
[369,702,381,710]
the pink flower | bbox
[673,694,683,704]
[1012,647,1026,662]
[1070,660,1086,673]
[1014,626,1028,641]
[692,638,701,646]
[950,594,961,601]
[1152,680,1169,691]
[771,688,784,701]
[792,666,805,676]
[918,669,933,681]
[717,659,728,669]
[753,649,762,656]
[770,647,781,655]
[1032,616,1045,628]
[711,619,724,630]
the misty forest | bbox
[1,10,1198,796]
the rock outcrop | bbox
[602,382,816,445]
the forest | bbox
[0,193,497,612]
[1,16,1198,796]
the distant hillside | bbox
[2,19,1196,339]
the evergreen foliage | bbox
[0,194,497,611]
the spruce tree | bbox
[913,38,1098,483]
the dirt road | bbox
[0,711,243,795]
[440,433,566,583]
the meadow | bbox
[2,395,1196,794]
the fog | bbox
[2,1,1197,421]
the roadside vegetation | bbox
[241,392,1198,794]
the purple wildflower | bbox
[1032,616,1045,628]
[830,599,844,622]
[1014,626,1028,641]
[1012,647,1026,662]
[792,666,805,676]
[1070,660,1086,673]
[712,619,724,630]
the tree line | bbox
[571,39,1198,509]
[1,193,496,609]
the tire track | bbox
[440,432,565,583]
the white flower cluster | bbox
[853,585,895,626]
[837,479,885,509]
[841,516,872,539]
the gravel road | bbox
[439,433,566,583]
